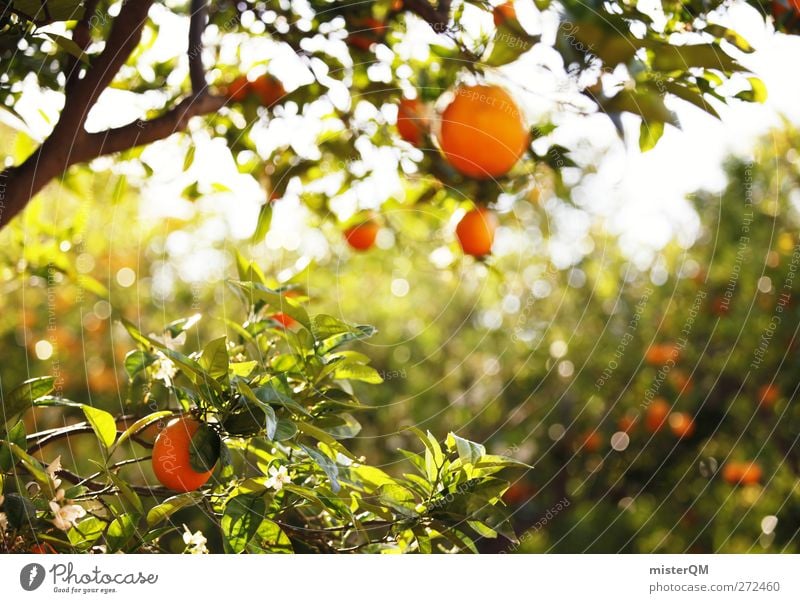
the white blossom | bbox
[182,524,209,554]
[49,501,86,531]
[151,352,177,386]
[265,464,291,492]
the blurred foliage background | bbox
[1,122,798,552]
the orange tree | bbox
[0,0,788,236]
[0,268,527,553]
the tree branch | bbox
[80,93,227,159]
[401,0,452,30]
[65,0,100,88]
[188,0,210,94]
[0,0,231,230]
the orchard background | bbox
[0,0,799,553]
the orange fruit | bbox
[397,98,426,146]
[758,384,779,408]
[152,417,215,492]
[668,412,695,439]
[440,84,529,179]
[493,2,517,26]
[502,481,535,505]
[578,430,602,453]
[250,74,285,108]
[344,220,379,251]
[30,543,58,554]
[644,343,680,365]
[226,76,250,102]
[645,398,670,433]
[270,312,297,329]
[722,461,762,486]
[456,208,498,257]
[669,370,694,394]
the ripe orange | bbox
[30,543,58,554]
[152,417,215,492]
[578,430,602,453]
[344,220,379,251]
[226,76,250,102]
[722,461,762,486]
[502,481,535,505]
[758,384,780,408]
[397,98,426,146]
[645,398,670,433]
[644,343,680,365]
[250,74,285,108]
[669,370,694,394]
[668,412,695,439]
[439,84,529,179]
[270,312,297,329]
[493,2,517,26]
[773,0,800,18]
[456,208,498,257]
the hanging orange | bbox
[397,98,426,147]
[439,84,529,179]
[152,417,215,492]
[344,220,379,251]
[456,208,498,257]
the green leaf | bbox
[252,202,273,243]
[735,77,768,104]
[333,363,383,384]
[3,441,53,494]
[703,24,754,53]
[222,494,266,553]
[111,411,173,454]
[300,444,341,493]
[106,513,137,552]
[199,336,229,380]
[105,472,144,516]
[4,377,54,425]
[483,19,539,67]
[662,81,720,119]
[42,32,89,62]
[639,119,665,152]
[68,516,105,549]
[273,418,297,441]
[0,420,26,472]
[82,406,117,450]
[649,43,742,74]
[124,350,157,378]
[146,492,202,527]
[246,519,293,553]
[3,492,36,529]
[188,423,221,473]
[378,483,418,516]
[183,143,196,171]
[232,281,311,330]
[446,433,486,465]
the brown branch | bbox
[402,0,452,30]
[55,468,175,497]
[80,93,227,158]
[63,0,155,122]
[188,0,209,94]
[0,0,231,230]
[64,0,100,89]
